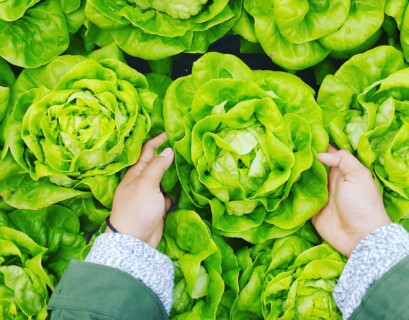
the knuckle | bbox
[137,175,153,186]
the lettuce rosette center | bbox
[23,83,137,180]
[189,80,304,212]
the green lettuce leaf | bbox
[145,73,173,139]
[400,3,409,61]
[0,58,15,161]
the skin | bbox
[106,132,175,248]
[312,146,392,257]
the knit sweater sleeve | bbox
[333,223,409,319]
[84,232,174,314]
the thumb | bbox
[318,150,366,176]
[139,147,174,186]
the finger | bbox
[318,145,339,195]
[139,147,174,187]
[326,144,338,153]
[311,208,326,233]
[311,212,318,227]
[128,132,168,175]
[311,210,330,243]
[327,165,340,196]
[164,195,174,212]
[317,150,366,176]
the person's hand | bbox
[312,146,391,257]
[107,132,175,248]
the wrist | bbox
[85,232,174,313]
[346,215,392,257]
[334,223,409,318]
[105,216,160,248]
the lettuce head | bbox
[0,205,87,279]
[164,52,329,243]
[318,45,409,222]
[85,0,242,61]
[235,0,386,70]
[0,45,155,213]
[232,224,345,319]
[0,0,85,68]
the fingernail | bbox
[159,147,173,157]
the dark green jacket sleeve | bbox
[350,255,409,320]
[48,260,169,320]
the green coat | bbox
[48,260,169,320]
[351,255,409,319]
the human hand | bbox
[107,132,175,248]
[312,146,391,257]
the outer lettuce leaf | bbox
[79,219,107,259]
[382,0,409,59]
[212,235,240,319]
[158,209,232,319]
[0,58,15,89]
[0,0,85,68]
[85,0,242,60]
[65,25,97,56]
[0,153,86,210]
[0,226,53,319]
[237,0,386,70]
[147,57,174,77]
[164,52,328,243]
[0,45,155,211]
[400,3,409,61]
[146,73,173,139]
[385,0,408,31]
[232,244,269,319]
[61,196,111,233]
[232,6,258,44]
[273,0,350,43]
[0,58,15,161]
[60,0,85,35]
[320,0,385,52]
[318,45,409,222]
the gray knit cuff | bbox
[85,233,174,313]
[333,223,409,319]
